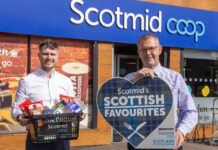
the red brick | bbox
[31,66,38,72]
[1,66,13,73]
[59,51,72,59]
[11,57,27,65]
[56,59,70,68]
[5,42,18,48]
[18,48,28,57]
[18,35,28,42]
[11,67,26,74]
[19,42,28,49]
[58,45,65,52]
[1,56,10,61]
[5,34,20,40]
[0,74,6,78]
[31,43,39,49]
[31,58,40,67]
[31,49,39,57]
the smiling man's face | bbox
[38,47,58,72]
[137,37,162,69]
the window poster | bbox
[0,33,28,133]
[0,34,93,134]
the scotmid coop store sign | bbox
[0,0,218,50]
[70,0,205,43]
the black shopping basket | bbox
[29,113,82,143]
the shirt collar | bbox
[153,64,162,77]
[37,67,56,78]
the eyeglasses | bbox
[138,46,159,52]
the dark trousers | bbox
[26,133,70,150]
[127,142,183,150]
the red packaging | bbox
[60,95,76,104]
[19,99,31,114]
[19,99,43,115]
[28,101,43,115]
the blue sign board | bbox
[0,0,218,50]
[96,77,175,149]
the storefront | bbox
[0,0,218,149]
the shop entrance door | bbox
[116,54,140,77]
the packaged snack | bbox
[74,98,85,110]
[59,95,84,111]
[59,95,75,104]
[19,99,43,115]
[29,101,43,115]
[19,99,31,114]
[66,100,82,113]
[42,106,52,115]
[50,100,70,114]
[67,101,82,113]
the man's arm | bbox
[11,78,29,125]
[177,74,198,135]
[175,74,198,149]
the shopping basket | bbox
[29,113,82,143]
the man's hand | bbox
[17,112,30,126]
[131,68,155,82]
[174,130,184,150]
[80,113,87,121]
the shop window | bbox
[184,58,218,97]
[184,49,218,97]
[184,49,218,125]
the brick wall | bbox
[0,33,28,78]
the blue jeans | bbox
[26,132,70,150]
[127,142,183,150]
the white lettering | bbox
[104,108,166,117]
[0,49,9,56]
[1,60,12,68]
[70,0,162,32]
[104,95,165,106]
[117,87,146,95]
[111,97,119,106]
[156,94,164,104]
[99,9,115,27]
[119,96,128,105]
[115,7,123,29]
[149,11,162,32]
[104,97,111,106]
[124,12,144,30]
[85,7,98,26]
[70,0,84,24]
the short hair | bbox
[39,39,59,51]
[137,34,160,47]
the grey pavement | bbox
[71,141,218,150]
